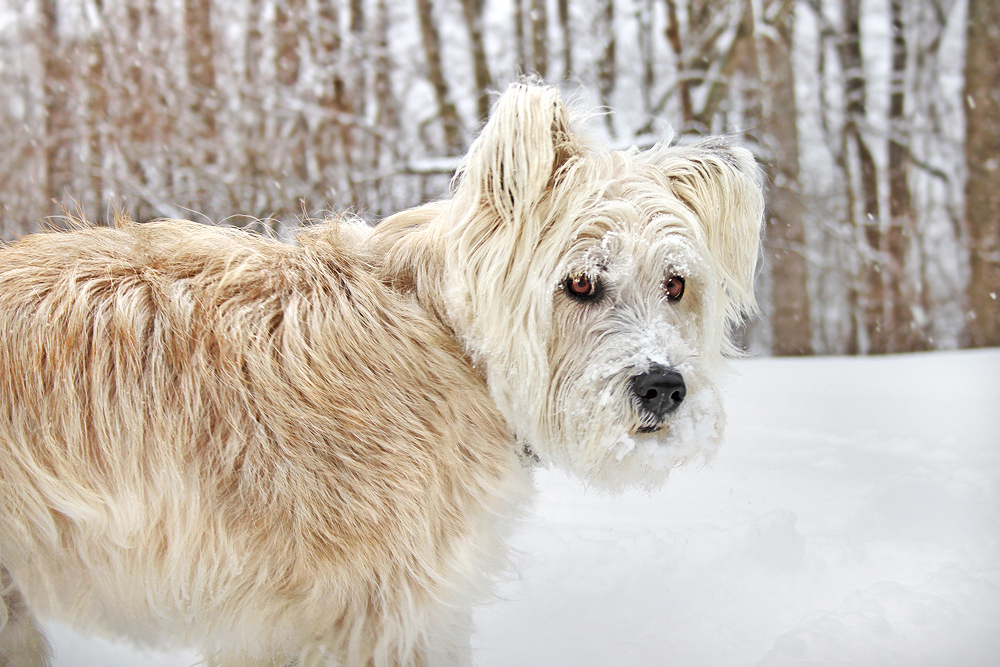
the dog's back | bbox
[0,220,526,666]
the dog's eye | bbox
[664,275,685,301]
[565,274,600,300]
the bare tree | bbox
[964,0,1000,347]
[184,0,218,157]
[118,0,162,221]
[0,0,977,356]
[514,0,528,72]
[838,0,883,353]
[664,0,692,123]
[275,0,309,186]
[371,0,401,214]
[636,0,655,116]
[84,0,107,216]
[531,0,548,77]
[39,0,75,215]
[240,0,267,213]
[659,1,749,135]
[760,0,812,355]
[415,0,463,153]
[460,0,493,122]
[884,0,927,351]
[597,0,616,135]
[558,0,572,79]
[275,0,306,87]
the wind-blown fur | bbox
[0,81,763,666]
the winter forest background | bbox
[0,0,997,356]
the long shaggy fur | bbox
[373,84,764,489]
[0,81,763,666]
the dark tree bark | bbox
[664,0,692,123]
[963,0,1000,347]
[243,0,266,187]
[86,0,107,219]
[372,0,400,214]
[347,0,368,203]
[661,0,750,135]
[885,0,926,351]
[839,0,883,353]
[39,0,74,214]
[184,0,218,165]
[460,0,493,122]
[531,0,548,77]
[121,1,149,219]
[275,0,305,87]
[637,0,655,115]
[415,0,463,153]
[597,0,616,136]
[314,0,345,175]
[514,0,528,73]
[762,0,813,355]
[693,2,753,132]
[275,0,308,184]
[558,0,572,79]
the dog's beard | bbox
[553,363,724,490]
[516,323,725,491]
[601,373,724,474]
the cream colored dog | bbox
[0,82,764,666]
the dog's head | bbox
[431,82,764,489]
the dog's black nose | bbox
[631,365,686,419]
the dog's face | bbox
[438,83,764,489]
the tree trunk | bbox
[885,0,925,351]
[243,0,266,192]
[839,0,883,353]
[514,0,527,73]
[373,0,400,214]
[184,0,217,167]
[39,0,74,215]
[460,0,492,122]
[762,0,812,355]
[275,0,308,186]
[275,0,305,87]
[597,0,616,136]
[347,0,369,207]
[531,0,548,77]
[122,0,154,220]
[415,0,463,153]
[558,0,572,79]
[314,0,346,192]
[637,0,655,115]
[86,0,107,220]
[664,0,692,124]
[963,0,1000,347]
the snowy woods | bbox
[0,0,997,355]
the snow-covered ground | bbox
[45,349,1000,666]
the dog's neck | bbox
[369,210,541,468]
[367,204,453,331]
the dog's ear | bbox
[658,138,765,327]
[452,81,583,227]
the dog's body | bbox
[0,82,764,666]
[0,220,528,666]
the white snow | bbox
[44,349,1000,666]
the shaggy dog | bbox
[0,82,764,666]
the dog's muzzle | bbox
[631,364,686,432]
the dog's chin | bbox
[580,387,726,491]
